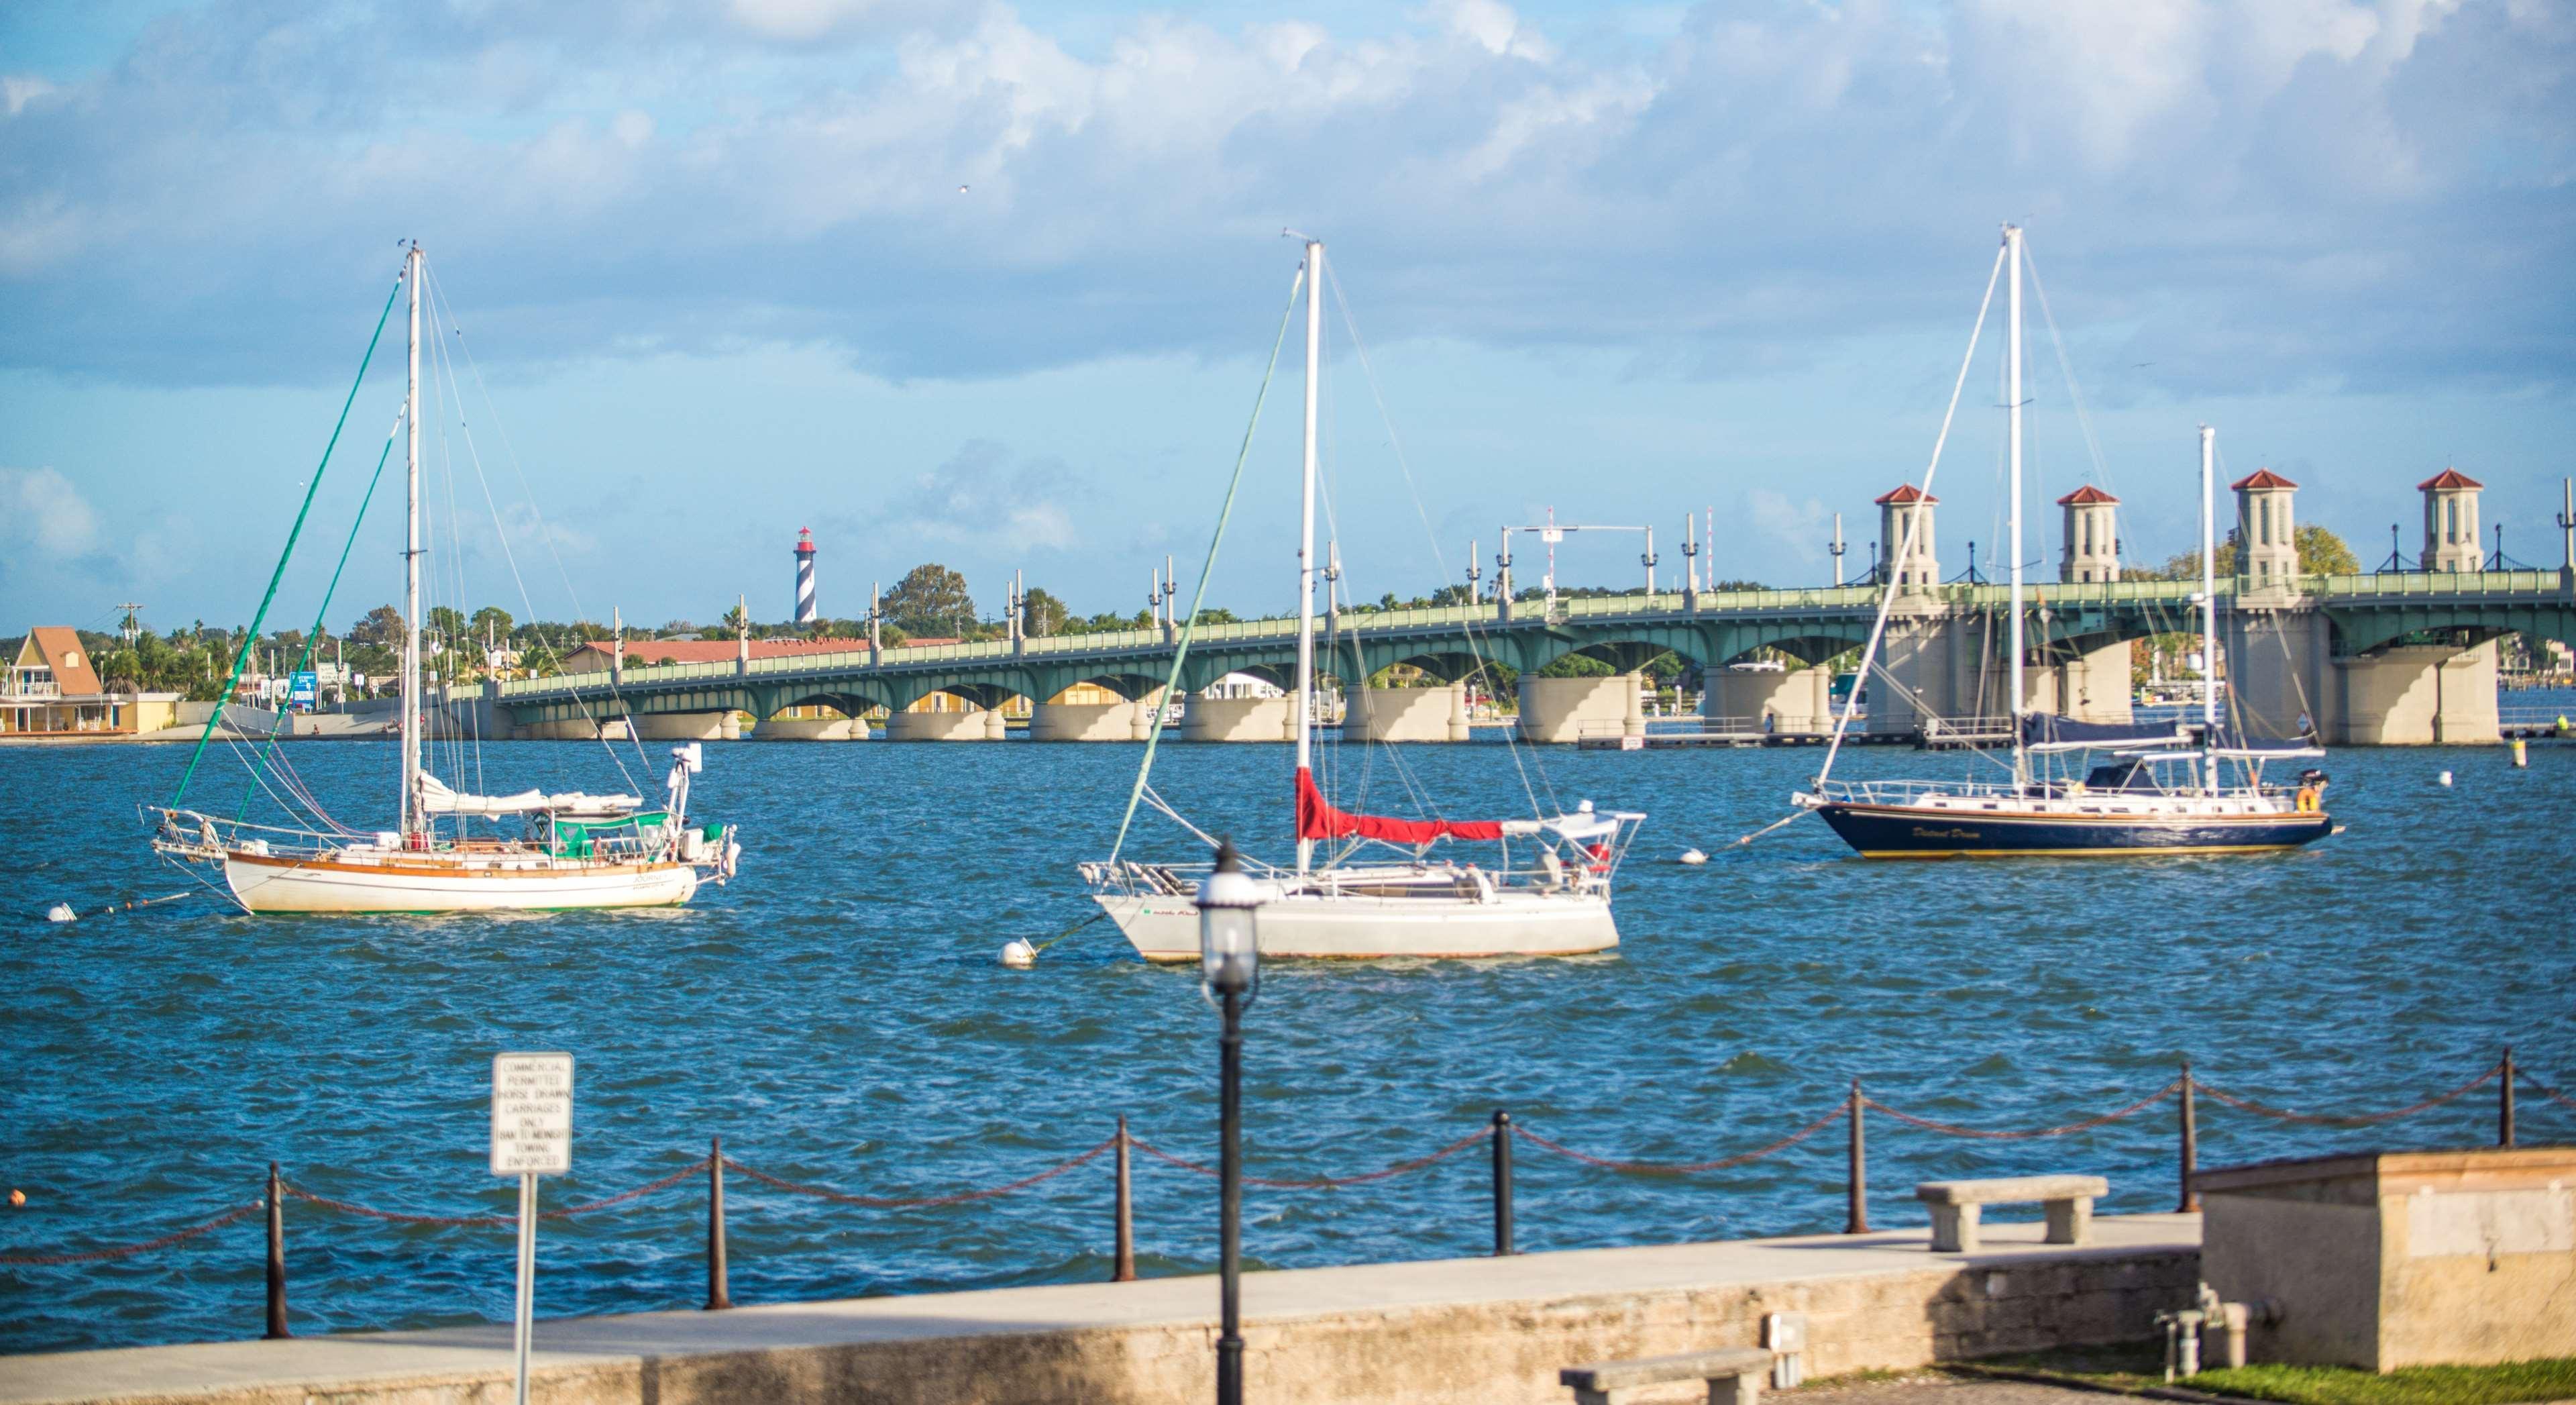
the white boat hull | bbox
[222,849,700,914]
[1095,889,1619,961]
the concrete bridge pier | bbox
[635,713,742,741]
[756,717,860,741]
[1029,700,1142,742]
[887,708,996,741]
[1343,684,1468,743]
[1183,694,1294,742]
[1517,674,1641,743]
[1705,664,1835,733]
[2032,641,2135,724]
[2338,641,2501,744]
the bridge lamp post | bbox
[1197,841,1263,1405]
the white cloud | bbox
[1744,489,1831,568]
[893,439,1081,553]
[0,466,101,558]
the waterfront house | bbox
[2,627,180,737]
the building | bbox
[3,627,179,737]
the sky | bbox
[1,0,2571,634]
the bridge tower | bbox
[793,528,817,625]
[2418,468,2483,572]
[2057,486,2120,584]
[2232,469,2300,585]
[1875,484,1939,588]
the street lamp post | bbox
[1197,841,1263,1405]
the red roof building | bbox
[2055,484,2119,505]
[2230,468,2298,490]
[1874,484,1937,505]
[2416,468,2483,491]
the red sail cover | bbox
[1295,766,1506,843]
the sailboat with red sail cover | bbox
[1078,237,1645,961]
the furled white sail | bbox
[414,772,641,817]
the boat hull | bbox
[1813,801,2332,858]
[222,850,700,913]
[1095,890,1619,961]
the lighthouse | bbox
[793,527,817,625]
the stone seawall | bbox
[1,1216,2200,1405]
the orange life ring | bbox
[2294,786,2320,814]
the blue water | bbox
[3,729,2571,1354]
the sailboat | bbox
[1079,238,1645,959]
[1792,226,2334,858]
[146,245,742,913]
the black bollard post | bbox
[2178,1059,2198,1214]
[2501,1047,2517,1149]
[1113,1116,1136,1283]
[1844,1079,1869,1235]
[1491,1110,1515,1257]
[705,1136,731,1311]
[264,1161,289,1340]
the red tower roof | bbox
[1874,484,1937,505]
[2416,468,2482,491]
[796,527,815,554]
[2230,468,2297,490]
[2056,484,2119,505]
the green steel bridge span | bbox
[482,569,2576,729]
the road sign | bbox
[288,672,317,709]
[490,1053,573,1177]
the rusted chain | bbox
[1864,1078,2183,1140]
[1128,1127,1493,1189]
[2516,1070,2576,1112]
[0,1199,262,1265]
[2194,1063,2502,1127]
[284,1158,709,1227]
[1511,1102,1850,1174]
[722,1136,1116,1208]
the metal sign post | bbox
[491,1053,573,1405]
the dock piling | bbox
[1844,1079,1868,1234]
[1491,1109,1515,1256]
[2178,1059,2198,1213]
[705,1136,731,1310]
[2501,1048,2516,1148]
[264,1161,288,1339]
[1112,1116,1136,1282]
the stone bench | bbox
[1560,1346,1772,1405]
[1915,1174,2108,1253]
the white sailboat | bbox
[148,245,741,913]
[1080,238,1644,959]
[1792,225,2333,857]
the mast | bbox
[2004,224,2026,790]
[399,243,423,838]
[1294,239,1323,874]
[2200,424,2219,791]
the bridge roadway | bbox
[477,569,2575,741]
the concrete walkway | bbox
[0,1214,2201,1405]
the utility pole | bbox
[115,603,143,645]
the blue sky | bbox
[2,0,2570,632]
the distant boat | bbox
[147,245,741,912]
[1081,237,1644,958]
[1792,227,2334,859]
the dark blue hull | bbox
[1815,802,2332,857]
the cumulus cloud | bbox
[892,438,1080,552]
[0,466,101,557]
[1744,488,1833,569]
[0,0,2565,398]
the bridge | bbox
[464,568,2575,747]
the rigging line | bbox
[423,261,650,788]
[1812,242,2008,790]
[1106,263,1305,868]
[173,262,406,810]
[1324,265,1552,819]
[2019,242,2116,497]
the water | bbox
[3,729,2571,1353]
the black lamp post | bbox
[1197,840,1262,1405]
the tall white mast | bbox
[2004,224,2026,790]
[1294,239,1323,874]
[399,243,424,837]
[2200,423,2219,790]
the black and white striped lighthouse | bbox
[792,527,817,625]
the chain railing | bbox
[5,1051,2565,1341]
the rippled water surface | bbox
[4,727,2571,1353]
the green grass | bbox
[1964,1340,2576,1405]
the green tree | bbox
[426,606,466,645]
[469,606,515,644]
[883,564,976,637]
[2157,523,2355,580]
[1022,586,1070,637]
[352,605,405,647]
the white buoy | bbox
[1678,849,1708,866]
[45,903,75,923]
[999,939,1036,969]
[2437,770,2454,788]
